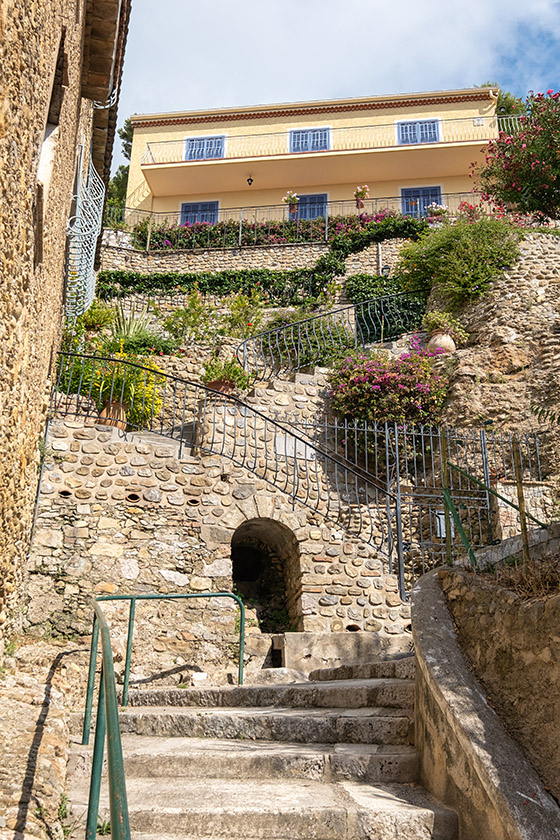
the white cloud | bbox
[113,0,560,168]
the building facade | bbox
[0,0,130,645]
[126,87,502,225]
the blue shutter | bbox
[185,136,225,161]
[401,187,442,217]
[398,120,439,145]
[290,129,330,153]
[181,201,219,225]
[295,194,328,220]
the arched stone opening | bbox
[231,518,302,633]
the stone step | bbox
[125,677,414,710]
[69,777,458,839]
[115,705,415,745]
[70,736,419,784]
[309,656,415,682]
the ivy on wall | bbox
[97,217,427,305]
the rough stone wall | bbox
[439,567,560,803]
[0,0,100,644]
[98,239,400,277]
[25,418,410,682]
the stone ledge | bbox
[411,569,560,840]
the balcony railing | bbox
[141,116,521,166]
[106,192,483,251]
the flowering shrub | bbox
[476,89,560,219]
[329,340,448,425]
[397,217,522,305]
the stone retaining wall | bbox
[99,237,405,278]
[26,419,410,683]
[439,566,560,803]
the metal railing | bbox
[66,148,105,317]
[52,352,400,572]
[107,192,482,248]
[236,291,428,380]
[84,600,130,840]
[141,116,520,166]
[82,592,246,747]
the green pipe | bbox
[447,462,547,528]
[82,617,99,746]
[85,667,106,840]
[121,598,136,708]
[443,488,478,568]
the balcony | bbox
[139,116,520,195]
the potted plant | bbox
[202,355,253,393]
[354,184,370,210]
[422,311,469,354]
[282,191,299,215]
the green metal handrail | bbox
[447,462,547,528]
[85,600,130,840]
[442,488,478,569]
[82,592,246,746]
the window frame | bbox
[288,127,331,154]
[400,186,443,217]
[183,134,226,161]
[395,119,441,146]
[180,200,220,226]
[291,193,328,220]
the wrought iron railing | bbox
[65,148,105,317]
[52,352,400,573]
[141,116,519,166]
[236,291,428,380]
[83,599,130,840]
[107,192,482,247]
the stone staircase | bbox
[68,654,458,839]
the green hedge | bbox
[98,217,427,305]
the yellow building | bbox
[126,86,508,225]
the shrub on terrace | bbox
[396,217,522,306]
[329,339,448,425]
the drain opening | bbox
[58,489,72,498]
[126,491,141,503]
[346,624,361,632]
[187,498,201,507]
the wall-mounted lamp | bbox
[381,265,391,277]
[247,177,253,186]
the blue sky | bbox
[113,0,560,171]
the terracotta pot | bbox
[98,400,127,430]
[426,330,456,354]
[289,203,298,214]
[355,198,365,209]
[205,378,235,394]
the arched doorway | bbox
[231,518,302,633]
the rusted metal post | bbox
[145,214,153,253]
[512,436,531,566]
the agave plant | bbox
[111,302,152,339]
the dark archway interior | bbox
[231,518,302,634]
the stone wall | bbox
[25,418,410,683]
[0,0,101,645]
[412,571,560,840]
[439,566,560,802]
[99,237,405,278]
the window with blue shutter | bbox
[185,136,225,161]
[401,187,442,217]
[293,194,328,220]
[397,120,439,145]
[180,201,219,225]
[289,128,330,153]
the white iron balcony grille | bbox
[65,154,105,318]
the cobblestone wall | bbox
[0,0,100,646]
[26,419,410,682]
[99,237,405,278]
